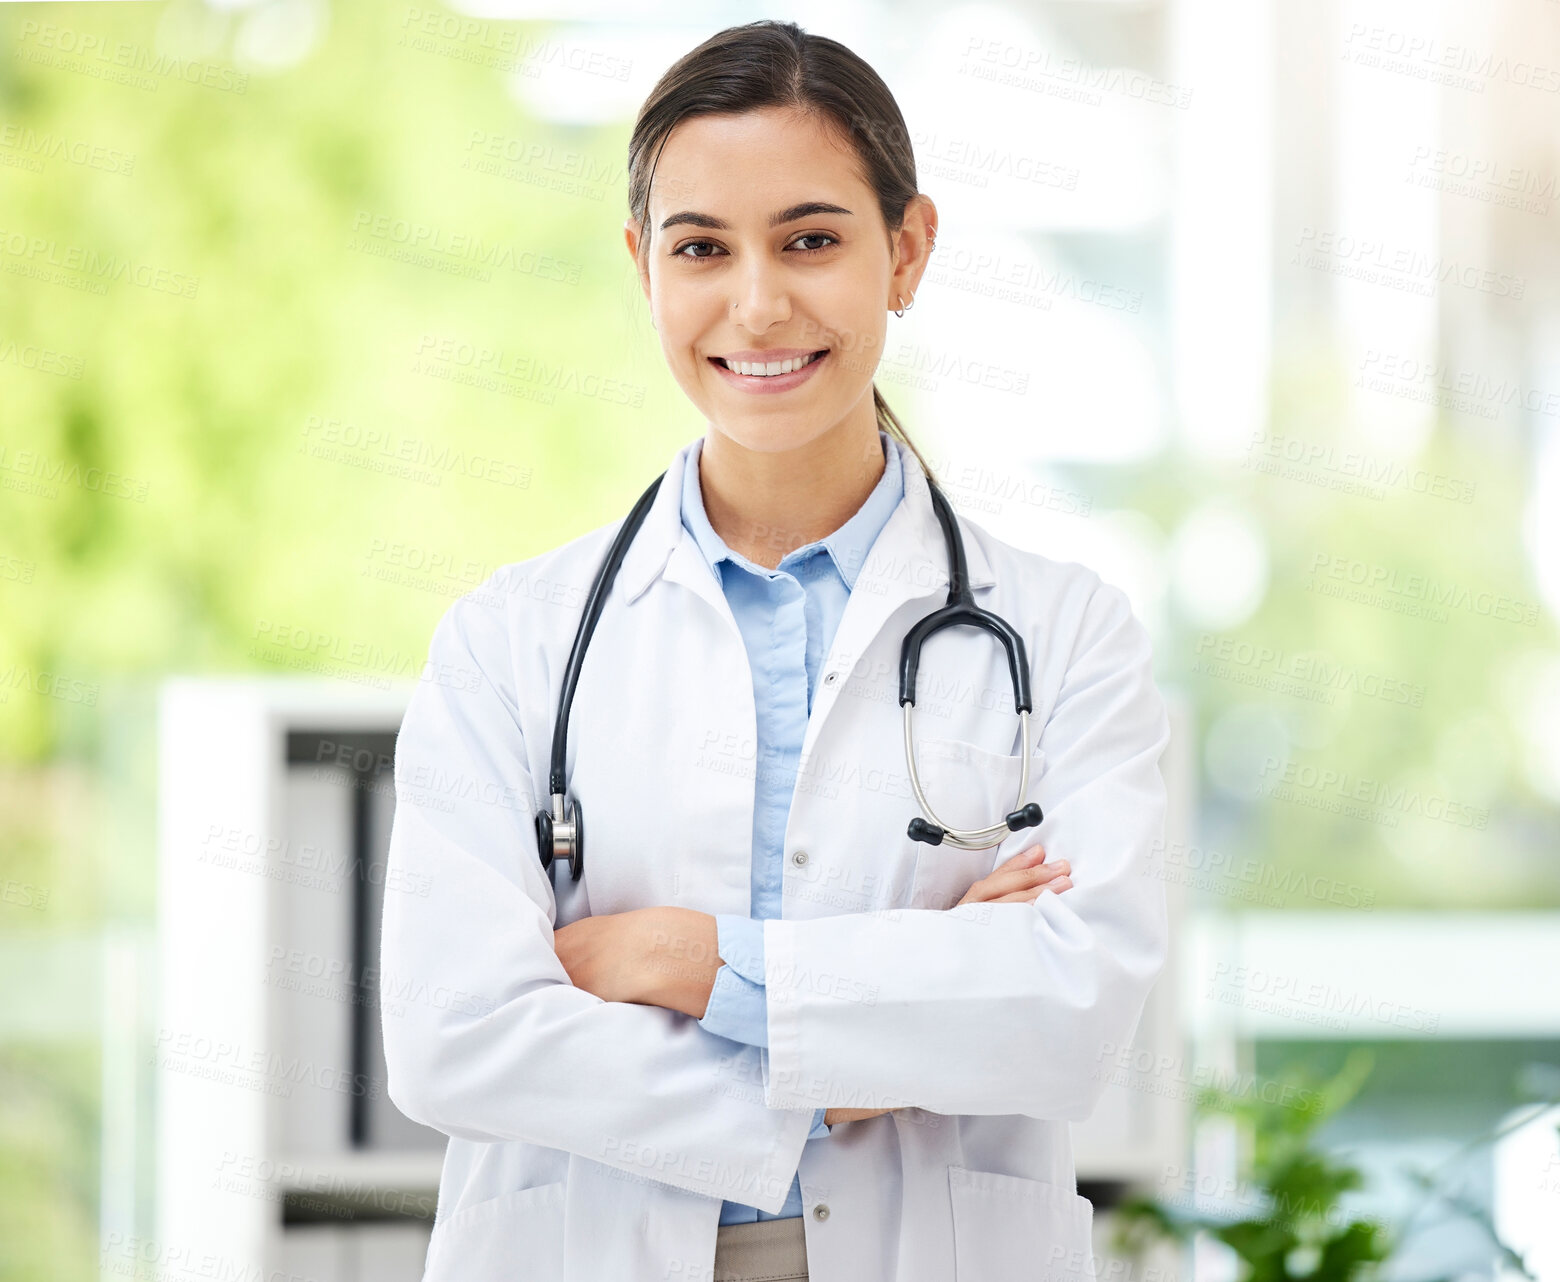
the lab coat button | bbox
[813,1203,830,1221]
[791,849,809,866]
[824,670,839,685]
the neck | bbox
[699,413,888,571]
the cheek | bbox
[812,276,887,372]
[653,290,713,364]
[654,317,718,409]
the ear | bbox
[623,217,651,303]
[887,194,938,312]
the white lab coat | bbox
[379,433,1172,1282]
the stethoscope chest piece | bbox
[535,791,584,881]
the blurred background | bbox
[2,0,1558,1279]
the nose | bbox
[729,257,792,330]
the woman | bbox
[380,20,1171,1282]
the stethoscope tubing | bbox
[536,457,1042,878]
[904,703,1036,850]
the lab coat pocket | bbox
[423,1181,565,1282]
[908,738,1046,910]
[948,1165,1095,1282]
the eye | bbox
[672,239,723,260]
[790,232,838,253]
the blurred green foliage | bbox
[0,1047,98,1277]
[0,0,684,769]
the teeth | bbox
[722,352,823,377]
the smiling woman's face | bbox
[627,106,911,455]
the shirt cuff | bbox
[695,915,770,1048]
[712,913,766,984]
[809,1107,830,1139]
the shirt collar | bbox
[614,430,995,606]
[679,430,903,590]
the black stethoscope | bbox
[535,459,1044,881]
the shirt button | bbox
[813,1203,830,1221]
[791,850,809,867]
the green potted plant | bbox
[1109,1048,1547,1281]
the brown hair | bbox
[626,19,937,485]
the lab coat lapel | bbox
[661,527,737,625]
[617,440,702,608]
[796,446,995,771]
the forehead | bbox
[648,107,867,216]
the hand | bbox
[955,844,1071,907]
[552,906,720,1018]
[552,908,663,1005]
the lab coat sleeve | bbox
[761,578,1172,1121]
[379,581,815,1213]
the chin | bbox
[705,418,838,455]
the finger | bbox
[997,844,1046,870]
[979,858,1069,898]
[991,875,1072,903]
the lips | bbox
[707,347,833,393]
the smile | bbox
[708,349,830,393]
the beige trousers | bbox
[711,1215,810,1282]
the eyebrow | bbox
[658,201,854,232]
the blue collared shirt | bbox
[681,428,905,1224]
